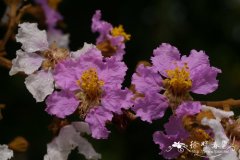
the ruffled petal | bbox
[101,88,133,114]
[175,101,201,118]
[25,70,54,102]
[164,116,189,136]
[45,90,79,118]
[202,118,237,160]
[99,57,127,88]
[182,50,210,70]
[44,123,101,160]
[109,36,125,61]
[151,43,180,76]
[132,64,162,94]
[16,23,48,52]
[71,43,97,59]
[153,131,180,159]
[201,105,234,121]
[190,64,221,94]
[53,59,79,91]
[91,10,112,42]
[47,29,69,48]
[153,116,189,159]
[85,107,113,139]
[133,92,168,123]
[0,145,13,160]
[9,50,44,75]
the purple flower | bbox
[91,10,130,60]
[153,102,202,159]
[151,43,221,95]
[153,115,189,159]
[46,49,133,139]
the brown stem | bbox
[0,56,12,69]
[201,99,240,110]
[0,2,31,51]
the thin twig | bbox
[201,99,240,108]
[0,56,12,69]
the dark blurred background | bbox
[1,0,240,159]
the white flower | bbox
[202,118,238,160]
[44,122,101,160]
[0,145,13,160]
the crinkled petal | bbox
[132,64,162,94]
[190,64,221,94]
[153,116,189,159]
[151,43,180,76]
[175,101,201,118]
[0,145,13,160]
[101,88,133,114]
[153,131,181,159]
[164,116,189,137]
[25,70,54,102]
[44,123,101,160]
[133,92,168,123]
[91,10,112,42]
[9,50,44,75]
[99,57,127,88]
[202,118,237,160]
[180,50,221,94]
[45,91,79,118]
[72,121,91,134]
[16,23,48,52]
[53,59,80,91]
[71,43,97,59]
[54,50,103,91]
[201,105,234,121]
[182,50,210,70]
[109,36,125,61]
[85,107,113,139]
[47,29,69,48]
[202,118,228,148]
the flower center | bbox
[77,68,104,99]
[163,63,192,96]
[96,40,117,57]
[42,42,69,69]
[111,25,131,41]
[76,68,104,119]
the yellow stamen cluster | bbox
[111,25,131,41]
[164,64,192,95]
[77,68,104,98]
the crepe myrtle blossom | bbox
[44,122,101,160]
[46,48,133,139]
[91,10,131,60]
[9,22,70,102]
[133,43,221,114]
[153,102,201,159]
[151,43,221,100]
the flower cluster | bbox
[6,5,240,160]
